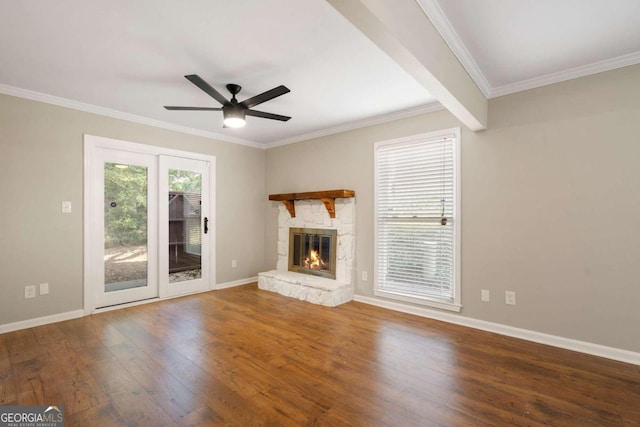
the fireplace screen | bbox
[289,227,337,279]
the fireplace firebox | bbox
[288,227,337,279]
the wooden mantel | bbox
[269,189,355,218]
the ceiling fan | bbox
[164,74,291,128]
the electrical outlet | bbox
[40,283,49,295]
[231,259,237,268]
[61,201,72,213]
[362,271,368,281]
[25,285,36,299]
[481,289,490,302]
[505,290,516,305]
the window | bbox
[374,128,461,312]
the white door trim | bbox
[83,134,217,314]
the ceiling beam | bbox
[327,0,487,131]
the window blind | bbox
[375,135,456,302]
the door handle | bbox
[204,217,209,234]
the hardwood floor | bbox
[1,284,639,426]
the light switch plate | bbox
[61,201,72,213]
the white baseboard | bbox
[0,309,85,334]
[1,278,258,334]
[353,295,640,366]
[216,276,258,290]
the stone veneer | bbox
[258,198,355,307]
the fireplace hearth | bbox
[289,227,337,279]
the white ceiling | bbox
[421,0,640,97]
[1,1,639,147]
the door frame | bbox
[83,134,217,314]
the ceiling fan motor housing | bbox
[226,84,242,97]
[223,103,245,119]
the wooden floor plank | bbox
[66,402,126,427]
[1,283,639,426]
[0,337,17,405]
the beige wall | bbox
[0,94,266,325]
[2,64,639,353]
[265,65,640,352]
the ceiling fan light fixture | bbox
[223,104,246,128]
[164,75,291,129]
[223,116,246,128]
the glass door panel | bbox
[168,169,202,283]
[104,162,149,292]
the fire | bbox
[304,250,325,270]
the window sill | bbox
[374,289,462,313]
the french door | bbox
[85,136,214,311]
[159,155,210,298]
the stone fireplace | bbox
[258,190,355,307]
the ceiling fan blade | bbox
[246,109,291,121]
[164,106,222,110]
[240,85,290,109]
[184,74,229,105]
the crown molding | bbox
[416,0,492,98]
[0,84,264,149]
[266,101,445,149]
[489,51,640,98]
[0,84,444,149]
[416,0,640,100]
